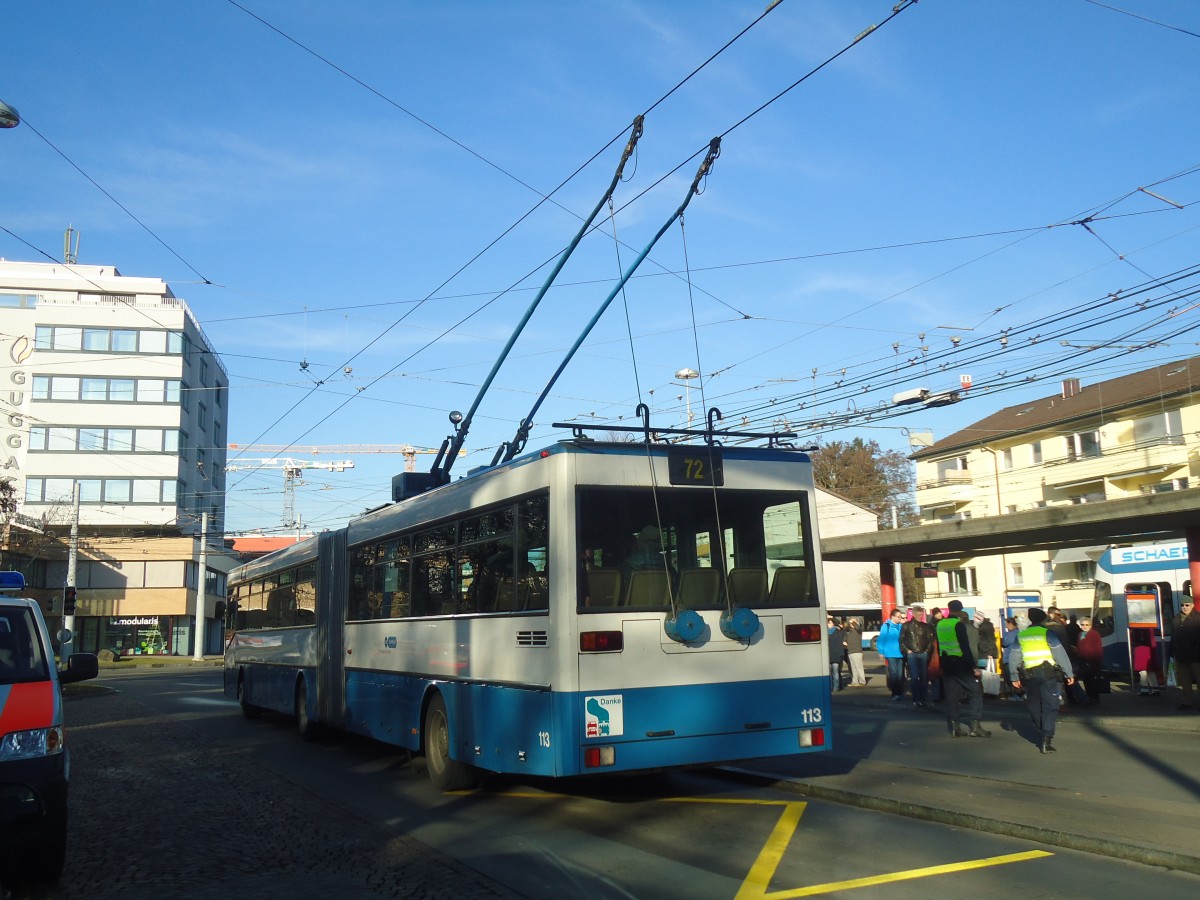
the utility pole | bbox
[63,484,80,665]
[193,512,208,661]
[892,505,904,608]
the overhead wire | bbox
[219,0,790,473]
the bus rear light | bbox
[580,630,623,653]
[584,746,616,768]
[799,728,825,748]
[785,623,821,643]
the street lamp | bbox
[674,367,700,427]
[0,99,20,129]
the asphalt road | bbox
[5,668,1199,899]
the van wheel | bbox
[237,676,261,719]
[424,694,477,792]
[15,817,66,885]
[296,679,319,742]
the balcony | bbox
[1044,436,1188,491]
[915,470,973,492]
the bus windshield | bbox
[577,486,816,611]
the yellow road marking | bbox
[735,798,1051,899]
[464,789,1053,898]
[737,801,809,898]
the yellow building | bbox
[910,357,1198,616]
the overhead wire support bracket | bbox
[429,115,646,484]
[550,400,799,447]
[503,137,723,463]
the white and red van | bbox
[0,572,98,886]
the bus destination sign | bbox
[667,447,724,486]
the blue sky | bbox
[3,1,1199,534]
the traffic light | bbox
[63,585,77,616]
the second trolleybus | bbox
[223,437,831,789]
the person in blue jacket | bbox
[877,607,906,701]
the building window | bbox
[1133,410,1183,445]
[1145,478,1189,494]
[1066,430,1101,461]
[935,456,968,481]
[1069,490,1106,504]
[198,403,208,433]
[1001,448,1013,471]
[23,477,180,504]
[34,325,184,355]
[1031,441,1042,464]
[137,380,166,403]
[947,568,974,594]
[30,375,182,403]
[1042,561,1054,585]
[28,426,179,454]
[1009,562,1024,586]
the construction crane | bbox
[222,458,354,529]
[227,444,465,473]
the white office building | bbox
[0,259,232,656]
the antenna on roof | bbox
[64,226,79,265]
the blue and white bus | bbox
[223,438,831,789]
[1091,541,1193,672]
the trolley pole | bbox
[193,512,208,661]
[63,484,80,666]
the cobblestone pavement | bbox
[3,689,525,900]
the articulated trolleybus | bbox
[224,434,831,789]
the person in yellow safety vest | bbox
[936,599,991,738]
[1010,607,1076,754]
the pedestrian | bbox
[1010,608,1076,753]
[1171,597,1200,711]
[977,614,999,662]
[877,607,907,701]
[826,616,844,692]
[936,599,990,738]
[1045,606,1071,647]
[1001,616,1024,701]
[837,617,850,684]
[844,618,867,686]
[1131,629,1163,696]
[1074,616,1104,703]
[1066,613,1082,649]
[928,607,945,702]
[900,607,934,708]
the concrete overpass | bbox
[821,490,1200,563]
[820,490,1200,610]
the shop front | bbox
[74,615,193,657]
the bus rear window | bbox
[577,487,816,611]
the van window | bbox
[0,607,51,684]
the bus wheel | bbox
[424,694,477,792]
[295,679,319,742]
[237,675,261,719]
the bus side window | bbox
[1092,581,1115,637]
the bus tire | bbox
[423,693,476,792]
[296,679,319,742]
[237,674,261,719]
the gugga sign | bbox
[1,334,33,473]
